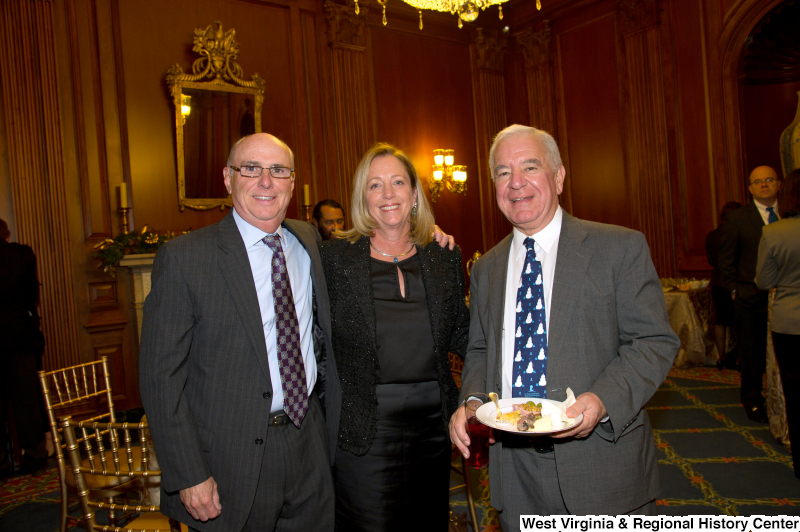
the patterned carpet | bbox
[2,367,797,531]
[448,366,800,530]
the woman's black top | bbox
[371,255,437,384]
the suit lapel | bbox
[216,212,272,381]
[746,201,765,231]
[548,213,592,371]
[486,235,512,383]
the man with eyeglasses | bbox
[718,165,782,424]
[140,133,341,531]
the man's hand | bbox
[551,392,607,440]
[180,476,221,522]
[432,225,456,250]
[449,402,495,458]
[449,406,471,457]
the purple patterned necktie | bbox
[263,234,308,427]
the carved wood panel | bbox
[472,28,512,249]
[555,12,630,230]
[617,0,676,276]
[324,1,376,219]
[517,23,556,137]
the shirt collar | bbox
[232,208,285,248]
[512,206,563,259]
[755,200,778,213]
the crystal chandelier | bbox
[354,0,542,30]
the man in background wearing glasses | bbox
[140,133,341,531]
[718,165,781,424]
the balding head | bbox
[223,133,296,233]
[228,133,294,169]
[748,166,780,207]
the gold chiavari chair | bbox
[448,352,480,532]
[60,416,185,531]
[38,356,139,532]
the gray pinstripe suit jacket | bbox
[139,212,340,531]
[459,212,679,515]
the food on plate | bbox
[496,410,521,425]
[492,401,545,431]
[532,415,553,431]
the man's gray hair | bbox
[227,133,295,169]
[489,124,562,180]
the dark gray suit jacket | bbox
[718,201,767,308]
[459,212,679,515]
[139,212,340,531]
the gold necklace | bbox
[370,242,415,264]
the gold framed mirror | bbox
[167,22,265,211]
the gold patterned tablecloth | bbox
[766,289,790,451]
[663,287,716,367]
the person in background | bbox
[706,201,742,370]
[312,199,345,240]
[718,165,782,423]
[0,218,48,476]
[755,168,800,478]
[320,142,469,531]
[450,125,679,526]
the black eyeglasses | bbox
[750,178,777,186]
[230,165,294,179]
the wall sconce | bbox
[181,94,191,124]
[429,149,466,202]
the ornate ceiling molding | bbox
[615,0,660,36]
[473,28,508,72]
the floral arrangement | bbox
[92,225,186,276]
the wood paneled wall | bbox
[0,0,82,371]
[0,0,787,408]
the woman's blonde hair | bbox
[341,142,435,246]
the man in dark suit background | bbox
[0,219,48,476]
[140,133,340,531]
[717,165,781,423]
[450,125,678,527]
[311,199,345,240]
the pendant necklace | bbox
[370,242,415,264]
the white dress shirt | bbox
[501,206,562,399]
[233,209,317,413]
[754,199,780,225]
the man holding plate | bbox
[450,125,679,526]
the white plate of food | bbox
[476,398,583,435]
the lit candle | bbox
[303,184,310,205]
[118,185,128,209]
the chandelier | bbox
[354,0,542,30]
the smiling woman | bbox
[319,142,470,531]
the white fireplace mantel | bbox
[119,253,156,342]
